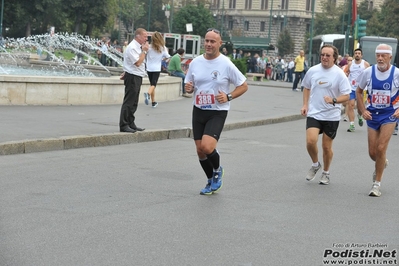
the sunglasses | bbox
[207,28,221,35]
[320,54,332,58]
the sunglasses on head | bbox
[207,28,221,35]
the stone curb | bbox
[0,115,304,156]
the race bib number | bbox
[195,93,216,109]
[371,90,390,108]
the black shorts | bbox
[147,71,161,86]
[306,117,340,139]
[192,106,228,141]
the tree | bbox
[135,0,169,32]
[313,0,343,35]
[367,0,399,40]
[172,4,216,36]
[276,29,294,57]
[119,0,145,34]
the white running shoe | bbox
[306,162,321,181]
[369,184,381,197]
[319,172,330,185]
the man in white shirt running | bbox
[184,28,248,195]
[301,44,351,185]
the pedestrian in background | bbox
[143,31,171,108]
[168,48,191,98]
[119,28,149,133]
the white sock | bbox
[312,162,319,167]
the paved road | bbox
[0,80,304,155]
[1,118,398,266]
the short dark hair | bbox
[176,48,185,55]
[354,48,362,54]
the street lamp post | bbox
[267,0,274,54]
[170,0,174,32]
[345,0,352,55]
[147,0,152,31]
[308,0,316,66]
[220,0,225,36]
[0,0,4,37]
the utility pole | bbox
[0,0,4,37]
[345,0,352,55]
[221,0,225,36]
[267,0,274,55]
[147,0,152,31]
[308,0,316,66]
[170,0,174,32]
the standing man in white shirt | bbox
[301,44,351,185]
[119,28,149,133]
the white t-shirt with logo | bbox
[185,54,246,111]
[302,64,351,121]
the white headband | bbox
[375,49,392,54]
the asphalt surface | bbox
[0,79,304,155]
[1,117,398,266]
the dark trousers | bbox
[292,71,305,90]
[119,73,142,128]
[287,68,293,82]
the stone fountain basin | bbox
[0,74,182,105]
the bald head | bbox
[204,29,223,60]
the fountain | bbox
[0,33,182,105]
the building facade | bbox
[207,0,383,55]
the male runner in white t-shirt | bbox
[184,28,248,195]
[301,44,351,185]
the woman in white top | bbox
[143,32,170,107]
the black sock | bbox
[199,158,213,179]
[206,149,220,170]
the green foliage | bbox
[276,29,295,57]
[231,59,247,75]
[135,0,168,32]
[172,4,216,36]
[313,0,399,40]
[367,0,399,40]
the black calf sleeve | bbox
[206,149,220,170]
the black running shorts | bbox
[192,106,228,141]
[306,117,340,139]
[147,71,161,86]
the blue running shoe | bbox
[211,166,224,192]
[143,92,149,105]
[200,179,213,195]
